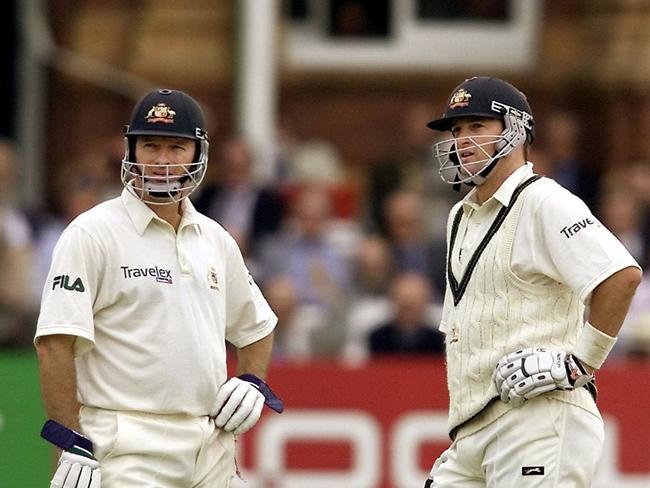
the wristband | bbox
[572,321,617,370]
[41,419,94,458]
[238,374,284,413]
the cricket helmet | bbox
[122,89,209,204]
[428,77,534,188]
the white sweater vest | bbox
[443,177,596,435]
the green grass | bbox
[0,349,53,484]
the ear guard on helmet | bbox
[493,101,531,152]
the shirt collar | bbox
[121,187,202,235]
[462,162,534,211]
[179,197,202,234]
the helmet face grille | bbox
[121,140,208,205]
[434,134,506,187]
[120,160,206,205]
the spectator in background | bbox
[367,101,456,241]
[0,138,38,346]
[262,276,303,361]
[258,184,352,356]
[601,163,650,358]
[626,159,650,264]
[284,139,345,186]
[628,159,650,204]
[615,260,650,358]
[342,234,396,362]
[33,170,103,301]
[537,109,600,208]
[193,137,284,258]
[268,110,346,187]
[368,272,444,356]
[597,170,647,267]
[99,134,132,199]
[383,189,446,299]
[262,275,331,362]
[61,135,126,202]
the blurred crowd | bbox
[2,105,650,363]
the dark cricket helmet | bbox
[427,76,534,143]
[121,89,209,203]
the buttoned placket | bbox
[457,207,474,269]
[176,224,193,276]
[457,199,498,271]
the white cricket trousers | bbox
[79,406,236,487]
[427,395,604,487]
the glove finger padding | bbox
[231,394,265,435]
[212,377,265,434]
[51,459,72,488]
[90,469,102,488]
[63,464,92,488]
[221,386,263,432]
[508,373,558,405]
[211,377,242,416]
[51,452,100,488]
[62,462,81,488]
[493,348,545,401]
[78,466,92,486]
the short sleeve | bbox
[35,225,105,356]
[533,189,640,303]
[224,238,277,348]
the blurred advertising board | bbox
[233,357,650,488]
[2,352,649,487]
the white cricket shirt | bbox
[35,189,277,416]
[446,163,639,307]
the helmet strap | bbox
[476,156,499,180]
[464,112,526,187]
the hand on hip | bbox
[211,377,265,435]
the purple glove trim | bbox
[238,374,284,413]
[41,419,94,456]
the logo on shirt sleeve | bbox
[560,217,596,239]
[52,275,85,292]
[207,266,219,290]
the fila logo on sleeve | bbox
[52,275,85,292]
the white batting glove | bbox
[493,348,593,407]
[211,377,265,435]
[51,451,101,488]
[41,420,101,488]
